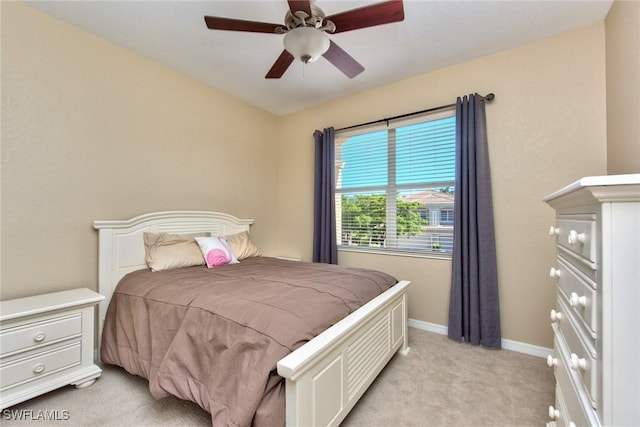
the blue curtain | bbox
[448,94,501,348]
[313,128,337,264]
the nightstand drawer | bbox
[0,313,82,357]
[0,342,81,391]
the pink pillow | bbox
[194,236,239,268]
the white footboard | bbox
[277,280,410,427]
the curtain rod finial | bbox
[485,93,495,101]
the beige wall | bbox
[1,3,613,349]
[277,24,608,348]
[606,0,640,174]
[1,3,280,299]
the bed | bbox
[94,211,410,427]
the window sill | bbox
[338,246,452,261]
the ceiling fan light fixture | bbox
[283,27,329,64]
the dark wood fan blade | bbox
[266,50,295,79]
[204,16,281,33]
[287,0,312,17]
[326,0,404,34]
[322,40,364,79]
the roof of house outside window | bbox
[403,190,454,206]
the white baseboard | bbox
[408,318,552,359]
[408,318,448,335]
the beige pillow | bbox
[143,232,210,272]
[225,231,261,260]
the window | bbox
[441,208,454,225]
[335,109,456,255]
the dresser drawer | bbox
[0,341,81,391]
[556,297,599,408]
[0,313,82,357]
[554,256,598,336]
[552,385,572,427]
[554,334,600,427]
[556,215,597,267]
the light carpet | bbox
[1,328,554,426]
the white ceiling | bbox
[24,0,613,116]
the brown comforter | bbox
[101,257,397,427]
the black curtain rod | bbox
[336,93,495,132]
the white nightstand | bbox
[0,288,104,410]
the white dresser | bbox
[0,288,104,410]
[544,174,640,427]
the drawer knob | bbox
[548,405,560,420]
[549,267,561,278]
[548,226,559,236]
[546,355,558,367]
[33,332,46,342]
[550,309,563,322]
[33,363,45,374]
[569,292,588,308]
[568,229,586,245]
[570,353,587,371]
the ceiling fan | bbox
[204,0,404,79]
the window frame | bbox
[335,108,456,259]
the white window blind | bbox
[335,109,456,255]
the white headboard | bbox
[93,211,254,333]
